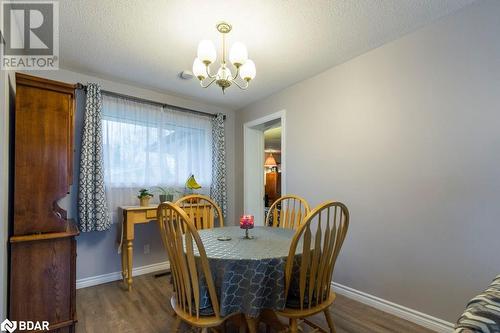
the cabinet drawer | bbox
[145,209,157,219]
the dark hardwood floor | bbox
[76,273,434,333]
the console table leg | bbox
[126,240,133,291]
[121,241,127,281]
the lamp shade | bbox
[192,58,206,80]
[197,40,216,64]
[264,153,277,167]
[240,59,256,81]
[229,42,248,66]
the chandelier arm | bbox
[205,64,217,79]
[233,78,249,90]
[230,66,240,81]
[200,78,217,88]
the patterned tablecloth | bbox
[195,226,297,317]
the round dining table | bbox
[195,226,297,332]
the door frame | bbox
[243,110,286,225]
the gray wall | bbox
[236,0,500,322]
[16,69,236,280]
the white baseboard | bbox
[76,261,170,289]
[332,282,455,333]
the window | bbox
[101,95,212,218]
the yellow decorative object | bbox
[185,174,202,190]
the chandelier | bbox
[192,22,256,94]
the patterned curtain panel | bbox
[78,83,111,232]
[210,113,228,218]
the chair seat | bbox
[276,291,337,319]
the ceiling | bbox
[59,0,476,110]
[264,127,281,151]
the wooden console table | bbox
[119,203,211,290]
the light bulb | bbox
[197,40,216,64]
[192,58,206,80]
[229,42,248,67]
[240,59,256,81]
[216,65,233,81]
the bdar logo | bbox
[0,319,17,333]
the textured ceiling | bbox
[59,0,476,110]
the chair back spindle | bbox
[175,194,224,229]
[157,202,220,319]
[266,195,311,229]
[284,201,349,310]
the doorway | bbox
[243,110,286,225]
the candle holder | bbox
[240,215,254,239]
[243,228,253,239]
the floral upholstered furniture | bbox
[455,275,500,333]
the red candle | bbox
[240,215,254,229]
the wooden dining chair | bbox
[175,194,224,230]
[276,201,350,333]
[265,195,310,229]
[157,202,232,333]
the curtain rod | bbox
[75,83,225,120]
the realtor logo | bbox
[0,319,49,332]
[1,1,59,70]
[0,319,16,333]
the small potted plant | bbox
[137,189,153,207]
[155,186,178,202]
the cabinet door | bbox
[10,237,75,327]
[13,79,75,235]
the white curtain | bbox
[102,95,212,222]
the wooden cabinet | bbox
[265,172,281,206]
[13,73,75,235]
[9,73,79,332]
